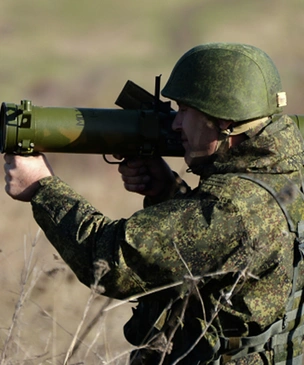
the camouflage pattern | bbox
[31,115,304,364]
[161,43,284,121]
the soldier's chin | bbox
[186,151,210,167]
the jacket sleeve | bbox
[31,176,255,300]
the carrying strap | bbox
[211,172,304,365]
[238,173,304,299]
[210,289,304,365]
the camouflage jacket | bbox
[31,115,304,364]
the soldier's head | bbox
[162,42,287,167]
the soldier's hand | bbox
[4,153,54,202]
[116,156,176,197]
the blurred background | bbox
[0,0,303,363]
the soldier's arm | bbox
[3,154,266,303]
[31,175,249,300]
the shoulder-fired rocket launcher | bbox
[0,78,183,159]
[0,78,304,159]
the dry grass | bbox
[0,0,304,363]
[0,231,133,364]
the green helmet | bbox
[161,43,287,122]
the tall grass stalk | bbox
[0,230,42,364]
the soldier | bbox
[4,43,304,364]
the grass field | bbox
[0,0,304,363]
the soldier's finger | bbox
[125,158,146,168]
[4,154,15,165]
[113,154,124,160]
[118,163,148,177]
[124,182,147,193]
[121,174,150,185]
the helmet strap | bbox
[214,124,233,153]
[229,117,269,136]
[214,116,270,153]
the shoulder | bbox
[270,114,304,143]
[200,173,269,202]
[201,173,287,227]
